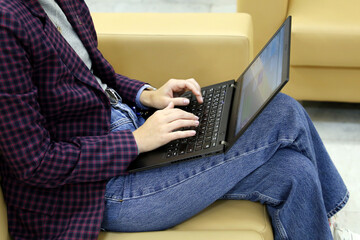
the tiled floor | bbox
[85,0,360,234]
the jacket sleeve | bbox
[114,73,147,105]
[0,12,138,189]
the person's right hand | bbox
[133,102,199,154]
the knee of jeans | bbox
[276,92,297,104]
[282,150,321,191]
[270,149,320,192]
[274,93,303,114]
[266,93,308,131]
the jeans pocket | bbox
[110,117,135,132]
[110,104,137,132]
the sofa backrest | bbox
[92,13,253,89]
[237,0,289,55]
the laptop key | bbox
[203,142,211,149]
[195,146,203,151]
[187,145,194,153]
[178,143,187,154]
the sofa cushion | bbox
[99,200,273,240]
[1,189,273,240]
[288,0,360,68]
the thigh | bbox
[102,153,230,232]
[102,138,288,232]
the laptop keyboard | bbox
[165,84,227,158]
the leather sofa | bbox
[237,0,360,103]
[0,13,274,240]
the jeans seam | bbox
[110,118,133,131]
[225,139,293,161]
[327,190,350,218]
[104,197,124,202]
[274,209,289,240]
[222,192,284,206]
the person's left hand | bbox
[140,78,203,109]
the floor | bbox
[85,0,360,234]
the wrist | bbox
[139,87,156,108]
[133,129,145,154]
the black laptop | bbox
[128,16,292,172]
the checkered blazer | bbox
[0,0,146,238]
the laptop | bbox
[128,16,292,172]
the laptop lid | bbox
[225,16,292,151]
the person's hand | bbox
[133,102,199,154]
[140,78,203,109]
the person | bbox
[0,0,349,239]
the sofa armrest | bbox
[91,13,253,88]
[237,0,288,55]
[0,182,10,240]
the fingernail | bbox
[184,99,190,104]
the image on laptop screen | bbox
[235,26,285,134]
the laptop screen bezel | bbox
[225,16,292,151]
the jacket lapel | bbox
[22,0,103,92]
[55,0,98,60]
[22,0,47,19]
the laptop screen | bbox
[235,24,285,134]
[227,17,291,147]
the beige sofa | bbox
[0,13,274,240]
[237,0,360,103]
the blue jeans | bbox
[102,93,349,240]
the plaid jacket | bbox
[0,0,146,238]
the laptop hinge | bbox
[220,141,229,146]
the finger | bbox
[165,101,174,109]
[168,79,203,104]
[162,108,198,122]
[169,79,197,94]
[184,79,203,104]
[167,130,197,142]
[167,119,200,132]
[171,97,190,106]
[187,78,201,93]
